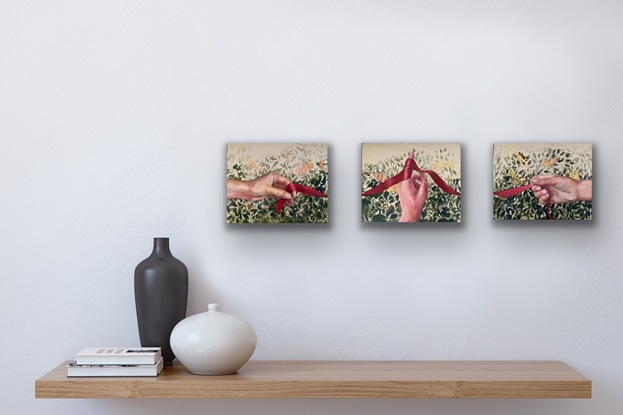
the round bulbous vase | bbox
[170,303,257,375]
[134,237,188,366]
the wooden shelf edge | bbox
[35,360,592,400]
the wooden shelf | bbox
[35,360,591,399]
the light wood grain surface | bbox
[35,360,591,399]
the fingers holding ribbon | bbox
[276,183,328,214]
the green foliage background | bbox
[227,144,328,223]
[361,147,461,222]
[493,145,592,220]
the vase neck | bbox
[152,238,172,257]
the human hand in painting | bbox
[227,172,296,206]
[397,154,429,222]
[531,174,592,204]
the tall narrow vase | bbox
[134,237,188,365]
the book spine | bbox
[66,359,163,377]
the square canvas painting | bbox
[493,143,592,220]
[361,143,461,222]
[226,143,328,223]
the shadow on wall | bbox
[89,395,594,415]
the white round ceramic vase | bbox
[170,303,257,375]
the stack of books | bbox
[67,347,164,377]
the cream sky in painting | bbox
[227,143,327,166]
[493,143,592,158]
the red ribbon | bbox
[493,183,533,198]
[276,183,328,214]
[362,158,460,197]
[494,184,552,220]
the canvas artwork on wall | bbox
[493,143,592,220]
[361,143,461,222]
[226,143,329,223]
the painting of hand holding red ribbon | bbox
[227,144,329,223]
[493,144,592,220]
[361,144,461,222]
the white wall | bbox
[2,1,622,414]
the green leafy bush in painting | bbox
[361,148,461,222]
[493,146,592,220]
[227,144,328,223]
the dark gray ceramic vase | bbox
[134,237,188,365]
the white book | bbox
[67,357,164,377]
[75,347,162,365]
